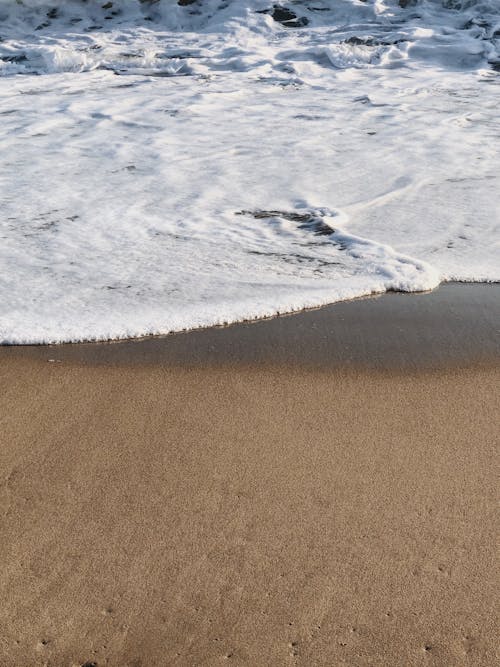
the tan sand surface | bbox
[0,358,498,666]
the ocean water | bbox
[0,0,498,344]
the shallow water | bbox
[0,1,499,343]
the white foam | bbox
[0,1,498,343]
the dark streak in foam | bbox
[235,210,334,236]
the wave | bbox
[0,1,499,77]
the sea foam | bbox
[0,1,498,343]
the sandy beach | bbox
[1,285,499,666]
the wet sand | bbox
[3,283,499,369]
[0,284,499,666]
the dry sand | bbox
[0,285,499,666]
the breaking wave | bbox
[1,1,499,77]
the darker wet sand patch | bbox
[3,282,498,370]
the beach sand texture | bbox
[1,287,499,666]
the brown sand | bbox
[1,286,499,666]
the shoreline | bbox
[2,282,499,370]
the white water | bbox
[0,0,498,343]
